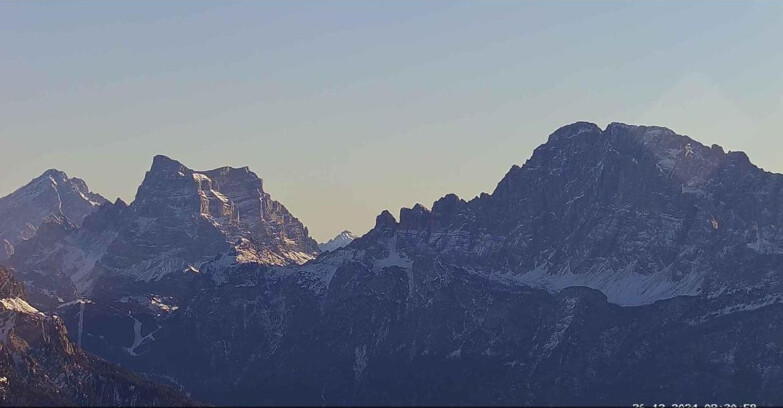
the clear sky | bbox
[1,1,782,241]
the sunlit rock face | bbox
[0,169,107,261]
[5,155,320,309]
[103,155,319,281]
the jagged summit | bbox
[374,210,397,231]
[605,121,675,134]
[37,168,68,179]
[399,203,431,231]
[354,121,782,306]
[129,153,321,266]
[148,154,252,174]
[546,121,602,143]
[131,155,318,265]
[547,121,753,173]
[6,155,320,308]
[0,169,107,260]
[149,154,184,171]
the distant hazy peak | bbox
[318,230,358,252]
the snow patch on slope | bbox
[372,237,413,272]
[124,312,160,356]
[474,260,704,307]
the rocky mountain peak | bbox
[149,154,187,173]
[135,156,265,220]
[0,169,107,260]
[137,155,193,196]
[430,193,466,229]
[34,170,92,198]
[545,121,602,143]
[134,156,235,224]
[37,168,68,181]
[373,210,398,233]
[496,121,748,201]
[346,121,782,307]
[318,230,358,252]
[118,155,318,272]
[113,197,128,207]
[9,168,106,209]
[399,203,431,231]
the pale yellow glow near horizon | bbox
[2,2,782,241]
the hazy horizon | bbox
[3,1,782,241]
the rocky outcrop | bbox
[0,266,196,406]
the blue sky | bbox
[1,1,782,240]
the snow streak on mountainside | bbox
[0,169,106,260]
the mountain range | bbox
[4,155,319,310]
[0,122,781,406]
